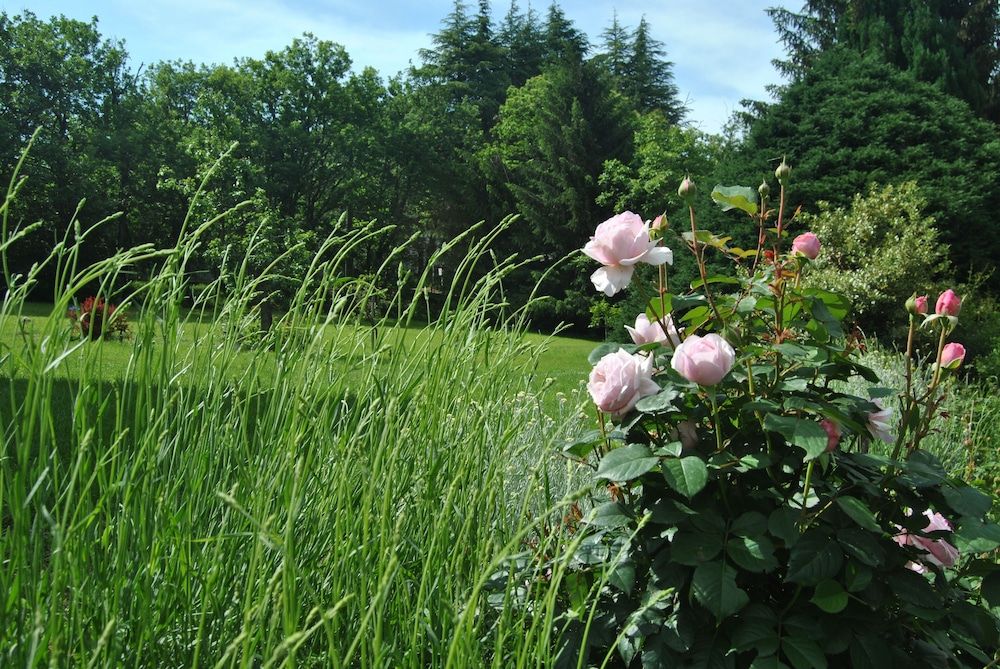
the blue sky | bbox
[4,0,788,133]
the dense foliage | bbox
[503,171,1000,668]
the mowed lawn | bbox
[1,302,597,412]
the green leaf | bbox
[691,561,749,620]
[588,341,634,365]
[609,560,636,595]
[890,570,941,610]
[810,579,848,613]
[850,635,892,668]
[955,520,1000,553]
[768,507,800,547]
[782,636,827,669]
[565,572,590,616]
[763,414,829,461]
[731,511,769,538]
[732,604,779,655]
[843,562,872,592]
[711,184,759,215]
[727,536,778,573]
[835,496,881,533]
[942,483,993,519]
[597,443,658,481]
[691,274,740,289]
[981,571,1000,608]
[671,294,709,311]
[904,450,947,487]
[671,530,724,565]
[837,528,885,567]
[587,502,631,528]
[561,429,601,458]
[635,387,680,413]
[750,657,790,669]
[662,456,708,498]
[786,532,843,585]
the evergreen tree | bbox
[597,11,630,82]
[623,17,685,121]
[498,1,546,87]
[543,3,588,64]
[768,0,1000,121]
[731,48,1000,289]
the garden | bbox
[4,2,1000,667]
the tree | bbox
[485,59,633,324]
[768,0,1000,121]
[622,17,684,120]
[731,48,1000,290]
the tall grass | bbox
[0,153,594,667]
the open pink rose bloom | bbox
[587,348,660,416]
[583,212,673,296]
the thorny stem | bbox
[799,460,816,526]
[657,263,677,347]
[688,205,724,326]
[906,323,950,455]
[892,316,918,460]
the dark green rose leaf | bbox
[597,443,658,481]
[562,429,601,458]
[942,483,993,520]
[763,413,829,461]
[587,502,631,528]
[782,635,828,669]
[588,341,635,365]
[731,511,769,538]
[727,535,778,573]
[691,561,749,620]
[786,532,843,585]
[955,520,1000,553]
[810,578,848,613]
[732,604,779,655]
[671,530,724,565]
[662,456,708,498]
[835,496,881,533]
[635,387,681,413]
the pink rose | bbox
[940,342,966,369]
[935,289,961,317]
[821,419,841,451]
[894,510,959,572]
[670,333,736,386]
[625,313,680,346]
[582,212,673,296]
[867,398,895,444]
[791,232,820,260]
[588,348,660,416]
[914,295,928,315]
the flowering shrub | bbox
[79,296,130,340]
[501,164,1000,667]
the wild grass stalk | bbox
[0,152,587,667]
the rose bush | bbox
[492,164,1000,668]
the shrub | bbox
[803,182,950,337]
[500,168,1000,667]
[78,296,130,340]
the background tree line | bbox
[2,1,1000,354]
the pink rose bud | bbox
[670,333,736,386]
[935,289,961,317]
[625,313,680,346]
[587,348,660,416]
[791,232,821,260]
[650,214,667,231]
[677,176,697,205]
[821,419,841,451]
[914,295,928,315]
[940,342,966,369]
[582,212,673,296]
